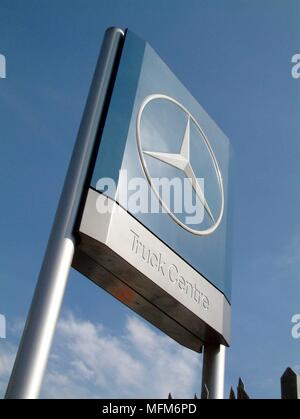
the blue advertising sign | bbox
[73,29,232,351]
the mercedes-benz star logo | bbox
[136,94,224,236]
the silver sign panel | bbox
[73,190,230,351]
[73,29,232,351]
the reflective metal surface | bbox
[202,344,226,399]
[73,29,232,349]
[5,27,125,399]
[73,189,231,349]
[90,30,232,301]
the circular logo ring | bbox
[136,94,224,236]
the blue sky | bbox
[0,0,300,398]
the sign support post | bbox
[5,27,124,399]
[201,344,226,399]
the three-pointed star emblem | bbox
[136,93,224,235]
[143,117,215,222]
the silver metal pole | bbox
[5,27,125,399]
[201,344,226,399]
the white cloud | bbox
[43,312,200,398]
[0,312,201,399]
[0,313,201,398]
[0,341,16,397]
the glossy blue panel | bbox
[91,30,232,301]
